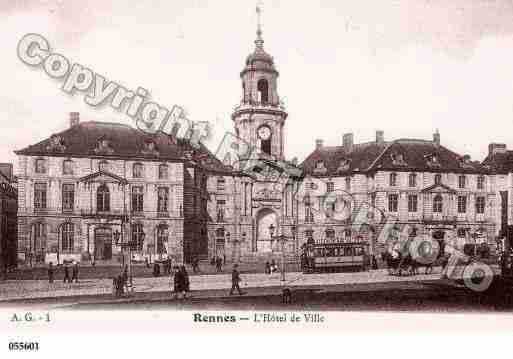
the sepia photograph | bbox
[1,0,513,356]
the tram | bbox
[301,241,369,273]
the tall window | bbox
[61,223,74,252]
[33,223,46,257]
[157,187,169,213]
[476,196,485,214]
[132,224,144,251]
[345,177,351,191]
[407,194,418,212]
[34,183,47,210]
[156,225,168,254]
[326,182,334,193]
[133,163,144,178]
[158,164,169,179]
[98,160,109,172]
[35,158,46,174]
[434,174,442,185]
[217,177,226,191]
[433,194,443,213]
[97,184,110,212]
[457,196,467,213]
[131,186,144,213]
[477,176,485,190]
[62,184,74,212]
[408,173,417,187]
[63,159,73,175]
[388,194,398,212]
[257,78,269,103]
[216,199,226,222]
[389,173,397,186]
[458,175,466,189]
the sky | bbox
[2,0,513,168]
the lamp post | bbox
[269,223,288,282]
[225,231,230,265]
[113,229,121,267]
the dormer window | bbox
[94,137,114,155]
[391,153,407,166]
[142,140,160,157]
[35,158,46,174]
[337,158,351,172]
[313,160,327,174]
[426,153,441,168]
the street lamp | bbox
[269,224,275,250]
[225,231,230,264]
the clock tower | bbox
[231,7,288,160]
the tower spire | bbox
[255,4,264,49]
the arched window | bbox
[97,184,110,212]
[433,194,443,213]
[325,228,335,243]
[62,159,73,175]
[133,163,144,178]
[434,174,442,185]
[61,222,74,252]
[257,79,269,103]
[389,172,397,186]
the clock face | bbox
[257,126,272,140]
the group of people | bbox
[47,261,79,283]
[212,256,224,272]
[113,265,129,297]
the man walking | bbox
[229,264,245,296]
[71,261,79,283]
[48,262,54,283]
[63,262,71,283]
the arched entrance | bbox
[255,208,278,252]
[94,227,112,260]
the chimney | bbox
[0,163,13,182]
[488,143,507,156]
[315,139,323,150]
[433,129,440,147]
[376,130,384,144]
[343,133,354,153]
[69,112,80,127]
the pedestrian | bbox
[181,265,190,298]
[48,262,54,283]
[173,266,183,299]
[229,264,245,295]
[63,262,71,283]
[192,257,199,273]
[122,264,129,290]
[153,262,160,277]
[265,261,271,274]
[216,256,223,272]
[71,261,79,283]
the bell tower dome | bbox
[232,6,288,160]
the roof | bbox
[301,138,489,177]
[482,151,513,173]
[14,121,235,174]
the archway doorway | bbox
[94,227,112,260]
[256,208,278,252]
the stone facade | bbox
[0,164,17,272]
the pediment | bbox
[421,183,456,194]
[79,170,128,184]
